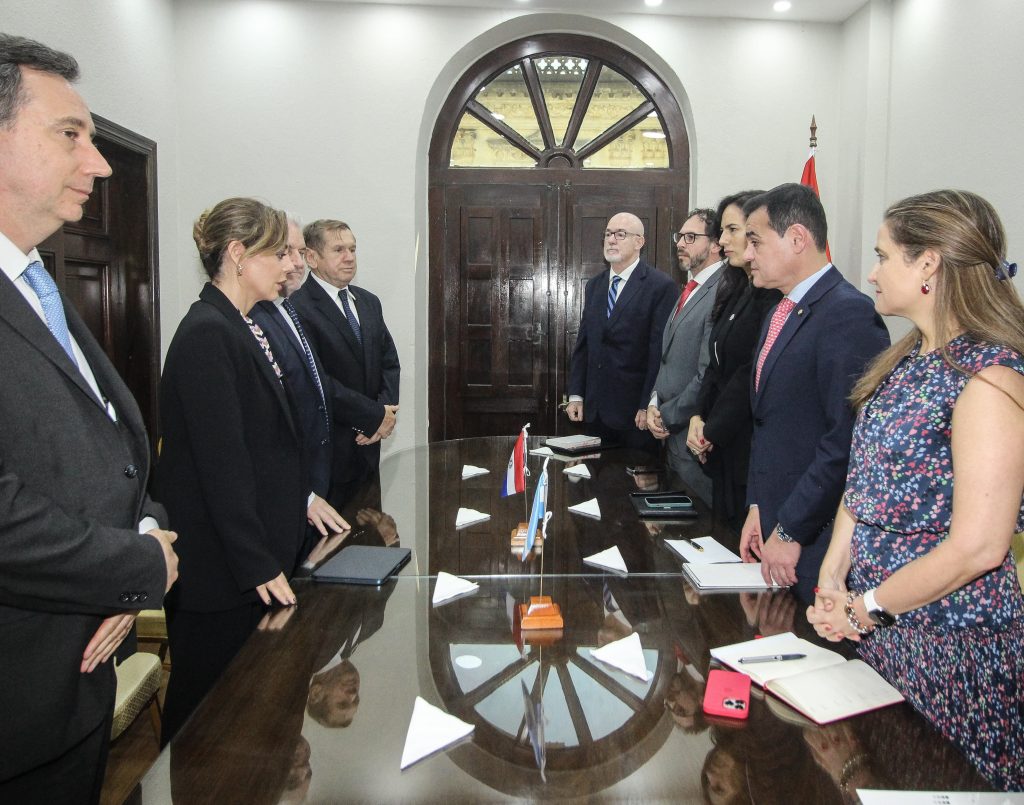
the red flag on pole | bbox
[800,116,831,262]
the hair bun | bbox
[192,209,212,255]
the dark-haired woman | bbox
[686,191,781,541]
[157,197,307,744]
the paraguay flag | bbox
[522,457,551,561]
[501,424,530,497]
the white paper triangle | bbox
[400,696,474,770]
[568,497,601,519]
[455,507,490,528]
[432,572,480,605]
[461,464,489,480]
[589,632,652,681]
[529,446,555,457]
[583,545,628,574]
[562,463,591,478]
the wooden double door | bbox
[430,174,686,440]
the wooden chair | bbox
[136,608,170,670]
[112,652,163,742]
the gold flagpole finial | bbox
[809,115,818,149]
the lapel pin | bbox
[796,308,805,316]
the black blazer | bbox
[747,267,889,579]
[290,277,400,484]
[697,280,781,509]
[568,260,677,431]
[251,300,332,499]
[0,269,166,780]
[156,283,306,612]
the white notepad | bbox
[665,537,741,565]
[682,561,783,590]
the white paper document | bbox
[461,464,489,479]
[455,507,490,529]
[665,537,741,565]
[432,572,480,605]
[583,545,628,574]
[568,497,601,519]
[562,463,591,479]
[589,632,653,681]
[400,696,474,770]
[857,793,1020,804]
[682,561,784,590]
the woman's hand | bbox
[256,572,296,606]
[686,416,712,463]
[807,588,863,642]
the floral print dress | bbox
[845,336,1024,791]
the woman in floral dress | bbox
[807,190,1024,790]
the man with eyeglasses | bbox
[566,212,676,451]
[646,208,726,504]
[250,216,349,556]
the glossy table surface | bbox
[140,438,990,803]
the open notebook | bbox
[710,632,904,724]
[682,562,784,591]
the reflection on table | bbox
[141,438,991,803]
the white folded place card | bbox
[528,446,555,457]
[461,464,489,479]
[583,545,628,574]
[568,497,601,519]
[562,463,591,479]
[589,632,652,682]
[665,537,741,565]
[400,696,474,770]
[432,571,480,605]
[455,507,490,528]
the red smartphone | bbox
[702,669,751,720]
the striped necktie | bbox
[607,275,622,318]
[282,298,329,437]
[339,289,362,344]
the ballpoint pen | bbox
[685,538,704,553]
[737,653,806,664]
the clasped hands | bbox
[355,404,399,446]
[806,586,868,643]
[739,507,801,587]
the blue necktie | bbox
[339,289,362,345]
[281,298,329,437]
[607,274,622,318]
[23,260,78,367]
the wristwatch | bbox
[774,523,795,543]
[862,588,897,627]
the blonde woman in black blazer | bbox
[157,198,306,744]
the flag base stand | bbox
[510,522,544,557]
[519,596,564,630]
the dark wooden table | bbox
[139,438,990,803]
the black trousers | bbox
[0,710,111,805]
[160,602,266,747]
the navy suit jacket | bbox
[251,300,332,499]
[747,266,889,579]
[290,277,400,486]
[568,260,677,431]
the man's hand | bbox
[739,506,763,563]
[634,408,648,430]
[377,404,399,439]
[760,529,801,587]
[307,494,350,536]
[355,431,382,446]
[81,613,136,673]
[566,401,583,422]
[646,405,669,439]
[146,528,179,592]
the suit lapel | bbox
[201,284,298,441]
[606,262,645,327]
[754,267,842,403]
[662,265,723,356]
[0,272,107,413]
[309,279,365,364]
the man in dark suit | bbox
[566,212,676,452]
[738,184,889,592]
[647,208,726,502]
[250,217,349,555]
[0,35,177,802]
[290,220,400,510]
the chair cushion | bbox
[111,652,162,740]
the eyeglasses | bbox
[672,232,710,246]
[604,229,643,241]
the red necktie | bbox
[673,279,699,318]
[755,298,796,391]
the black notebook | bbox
[312,545,411,585]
